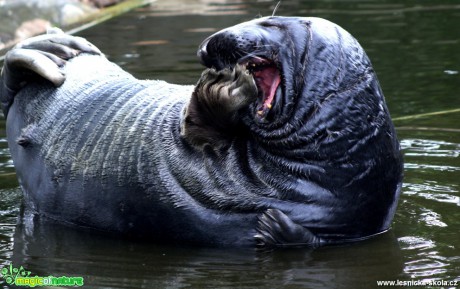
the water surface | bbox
[1,0,459,288]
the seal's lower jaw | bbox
[240,57,281,122]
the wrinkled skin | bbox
[0,17,403,247]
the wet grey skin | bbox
[0,17,403,247]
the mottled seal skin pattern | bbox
[0,16,403,248]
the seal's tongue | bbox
[253,66,281,119]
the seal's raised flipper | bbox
[181,63,257,148]
[0,28,101,117]
[255,209,322,248]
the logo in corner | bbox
[1,264,84,287]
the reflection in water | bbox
[418,209,447,227]
[404,183,459,198]
[401,139,460,158]
[399,236,449,279]
[9,209,403,289]
[402,137,460,205]
[1,0,460,287]
[0,188,21,272]
[404,163,460,172]
[398,131,460,282]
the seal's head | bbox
[198,16,296,124]
[197,16,381,151]
[194,16,403,238]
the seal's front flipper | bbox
[16,28,101,61]
[255,208,322,248]
[181,64,257,148]
[0,28,101,117]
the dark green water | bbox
[1,1,459,288]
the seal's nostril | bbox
[197,31,251,69]
[197,49,209,67]
[197,47,207,59]
[197,37,211,66]
[198,40,208,56]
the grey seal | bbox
[0,17,403,247]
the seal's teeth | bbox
[267,104,272,109]
[257,110,264,116]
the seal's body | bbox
[1,17,403,247]
[8,56,264,246]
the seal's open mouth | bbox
[238,57,281,120]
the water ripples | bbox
[403,182,460,205]
[401,138,460,158]
[0,188,22,268]
[405,163,460,172]
[398,236,450,280]
[402,138,459,204]
[398,135,460,282]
